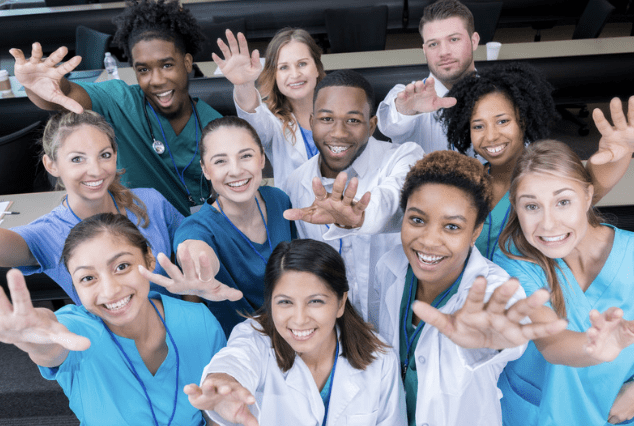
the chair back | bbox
[572,0,615,39]
[464,2,503,44]
[195,18,247,63]
[325,5,388,53]
[75,25,113,71]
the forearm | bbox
[587,156,631,204]
[0,229,37,267]
[535,329,602,367]
[233,82,260,113]
[21,341,69,368]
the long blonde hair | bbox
[499,140,602,318]
[257,27,326,144]
[42,111,149,228]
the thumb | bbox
[589,148,614,165]
[283,208,304,221]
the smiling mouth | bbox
[327,145,350,155]
[288,81,306,88]
[82,179,104,188]
[104,295,132,312]
[155,90,174,105]
[226,178,250,188]
[539,234,569,243]
[484,144,507,156]
[417,251,446,265]
[291,328,315,340]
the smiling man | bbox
[376,0,479,156]
[10,0,222,216]
[284,70,423,327]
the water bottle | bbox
[104,52,120,80]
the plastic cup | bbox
[486,42,502,61]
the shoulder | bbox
[160,294,225,343]
[376,244,409,279]
[193,98,223,123]
[54,305,106,341]
[260,185,291,206]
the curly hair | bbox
[439,62,557,155]
[400,150,492,227]
[112,0,205,62]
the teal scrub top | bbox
[476,191,511,260]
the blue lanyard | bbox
[146,99,200,204]
[485,205,511,260]
[65,191,120,222]
[323,224,342,255]
[101,299,180,426]
[299,126,319,159]
[217,196,273,264]
[322,339,339,426]
[401,262,467,379]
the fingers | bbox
[184,383,203,397]
[9,48,26,64]
[460,276,487,314]
[226,29,240,55]
[312,177,328,202]
[251,48,261,69]
[330,173,348,202]
[50,326,91,352]
[628,96,634,125]
[283,207,308,221]
[341,177,358,206]
[44,45,70,68]
[485,278,519,315]
[504,288,550,324]
[6,269,34,316]
[197,251,215,282]
[30,42,44,63]
[157,251,186,280]
[237,31,250,55]
[609,97,627,130]
[216,38,231,62]
[438,96,457,109]
[412,300,452,335]
[353,191,371,215]
[519,318,568,341]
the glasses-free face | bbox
[421,17,479,88]
[201,127,265,205]
[132,38,193,121]
[44,125,117,205]
[68,233,155,336]
[311,85,377,179]
[470,92,525,169]
[401,183,482,293]
[275,40,320,103]
[271,270,346,362]
[515,172,593,259]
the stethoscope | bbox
[142,96,210,205]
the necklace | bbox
[101,299,180,426]
[217,195,273,264]
[65,191,120,222]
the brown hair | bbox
[419,0,475,41]
[42,111,149,228]
[253,239,389,372]
[199,116,264,162]
[499,140,602,318]
[256,27,326,144]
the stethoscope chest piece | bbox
[152,139,166,154]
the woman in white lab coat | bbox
[185,239,406,426]
[375,151,568,426]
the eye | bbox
[213,159,226,165]
[410,216,425,225]
[163,63,173,69]
[428,42,438,48]
[276,299,292,305]
[278,65,288,71]
[346,118,361,124]
[445,223,460,231]
[241,153,253,160]
[101,151,113,159]
[71,156,83,163]
[557,199,570,207]
[298,61,307,67]
[309,298,326,305]
[451,37,459,42]
[497,119,510,125]
[115,262,130,272]
[136,67,148,74]
[319,116,333,122]
[79,275,95,285]
[471,123,483,131]
[524,203,538,211]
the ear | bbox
[472,222,484,247]
[586,184,595,210]
[145,247,156,272]
[184,52,193,74]
[471,32,480,51]
[337,292,347,319]
[368,115,378,136]
[309,113,315,132]
[42,154,60,177]
[200,160,211,181]
[259,150,266,170]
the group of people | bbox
[1,0,634,425]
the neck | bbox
[300,329,337,371]
[416,262,464,305]
[562,224,613,286]
[168,99,194,136]
[289,97,313,129]
[215,193,262,228]
[106,298,161,341]
[66,192,116,220]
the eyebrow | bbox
[471,113,509,122]
[278,57,310,65]
[317,108,364,115]
[273,293,330,299]
[406,206,467,222]
[426,32,462,43]
[72,252,132,274]
[209,147,255,160]
[133,57,175,67]
[517,187,575,201]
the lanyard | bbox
[143,97,202,205]
[401,261,467,380]
[485,205,511,260]
[101,299,180,426]
[66,191,120,223]
[299,126,319,159]
[217,196,273,264]
[322,339,339,426]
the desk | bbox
[0,191,65,229]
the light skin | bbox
[402,183,568,348]
[283,85,375,228]
[214,31,319,129]
[9,37,194,134]
[185,271,345,426]
[394,16,478,116]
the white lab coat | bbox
[285,138,424,328]
[235,90,308,192]
[376,73,479,160]
[202,319,407,426]
[376,245,527,426]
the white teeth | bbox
[291,329,315,338]
[417,252,444,264]
[541,234,567,242]
[156,90,173,98]
[486,145,505,153]
[227,179,249,188]
[289,82,305,87]
[82,180,104,187]
[328,145,349,154]
[104,295,132,311]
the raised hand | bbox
[283,173,371,229]
[213,30,262,86]
[412,277,568,350]
[394,77,457,116]
[608,380,634,424]
[0,269,90,365]
[185,373,259,426]
[9,43,84,113]
[584,307,634,362]
[590,96,634,165]
[138,248,243,302]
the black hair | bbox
[313,69,376,116]
[112,0,205,61]
[439,62,557,154]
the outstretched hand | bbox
[0,269,90,352]
[394,77,457,116]
[138,250,243,302]
[413,277,568,350]
[9,42,84,113]
[608,380,634,424]
[185,373,258,426]
[590,96,634,165]
[213,30,262,86]
[584,307,634,362]
[283,173,371,228]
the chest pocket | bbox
[346,410,378,425]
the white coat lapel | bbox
[286,356,324,425]
[325,359,362,425]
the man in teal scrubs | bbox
[10,0,222,216]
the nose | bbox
[292,305,309,326]
[86,158,103,177]
[227,158,242,176]
[438,41,450,56]
[420,226,443,250]
[540,205,556,231]
[484,124,499,143]
[149,68,166,87]
[101,274,122,300]
[330,120,348,139]
[290,64,301,78]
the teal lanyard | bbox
[321,339,339,426]
[66,191,120,222]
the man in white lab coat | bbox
[376,0,479,156]
[284,70,423,328]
